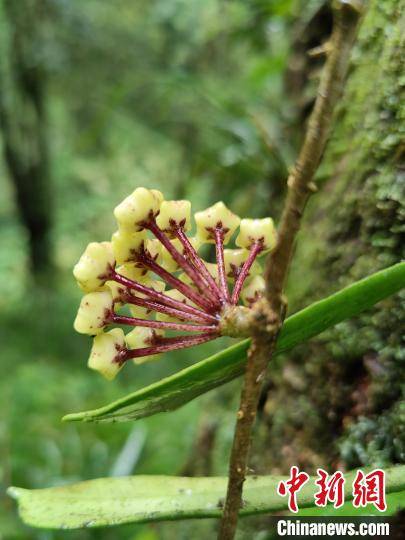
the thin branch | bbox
[218,3,363,539]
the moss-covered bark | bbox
[252,0,404,475]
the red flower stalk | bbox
[72,189,276,380]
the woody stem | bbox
[214,227,230,303]
[231,242,263,305]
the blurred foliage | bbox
[1,0,303,300]
[0,0,302,538]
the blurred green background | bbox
[1,0,403,538]
[0,1,299,538]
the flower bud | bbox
[106,263,148,304]
[129,279,166,318]
[194,202,240,244]
[88,328,126,380]
[74,290,113,335]
[224,249,262,280]
[158,239,180,272]
[236,218,276,250]
[105,281,123,305]
[120,262,147,281]
[240,275,266,306]
[125,327,164,364]
[150,189,164,206]
[111,229,147,265]
[156,200,191,236]
[145,238,162,263]
[114,187,163,232]
[73,242,115,292]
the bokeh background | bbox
[0,0,403,539]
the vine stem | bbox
[218,3,363,539]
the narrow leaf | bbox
[64,263,405,423]
[8,465,405,529]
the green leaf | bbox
[8,465,405,529]
[64,263,405,423]
[297,491,404,517]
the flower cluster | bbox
[73,187,276,380]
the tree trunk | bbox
[252,0,404,476]
[0,0,52,278]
